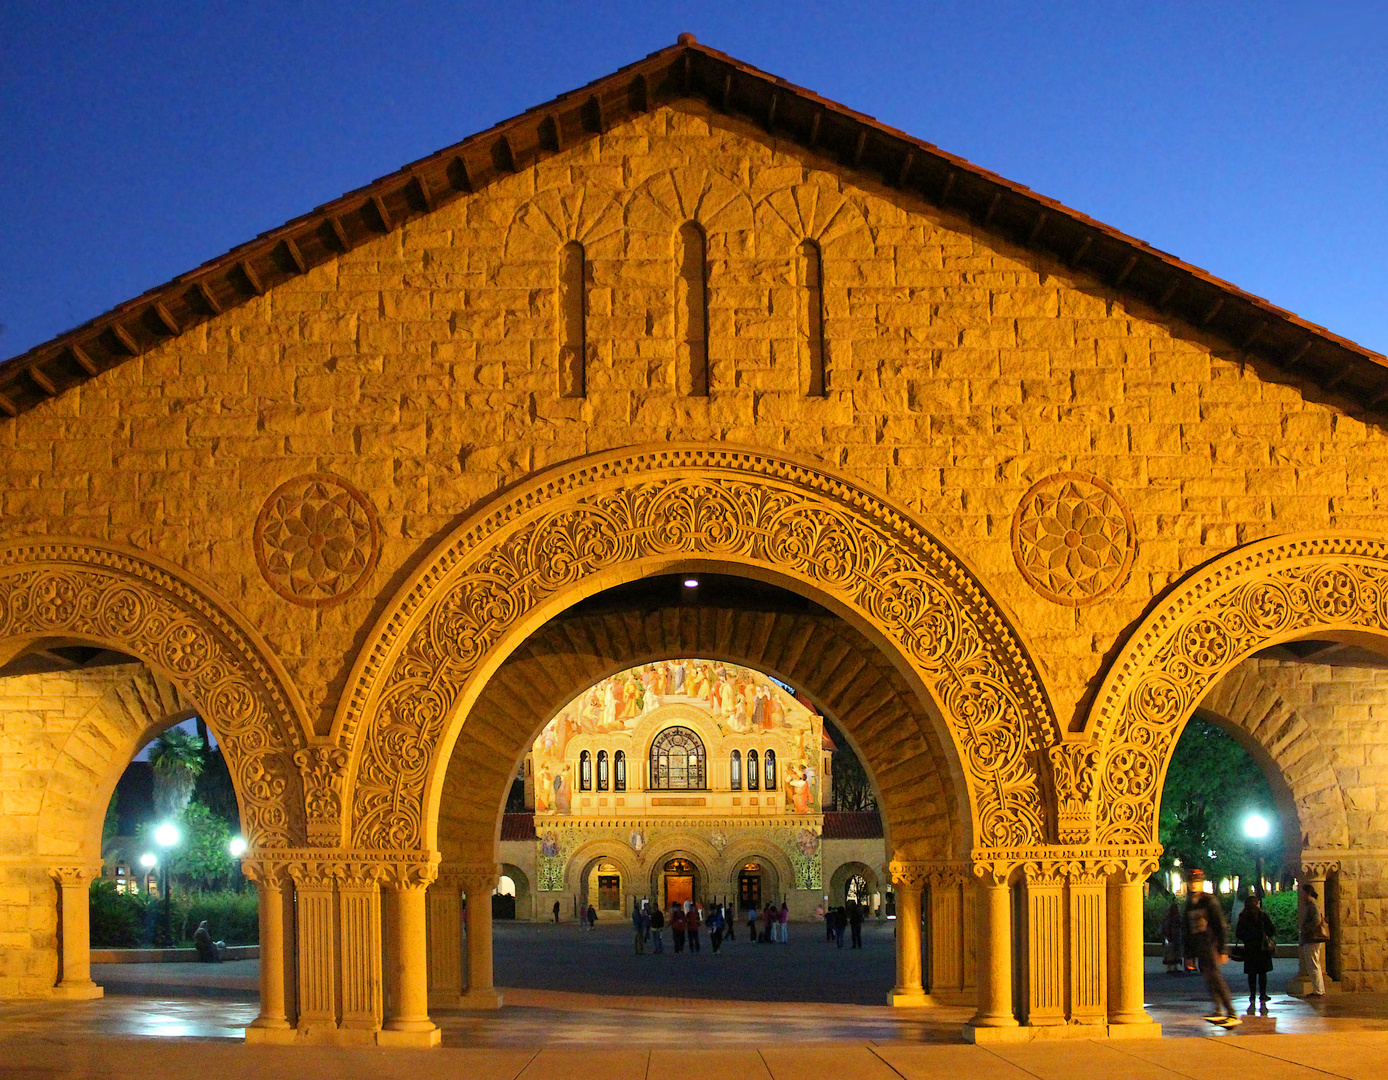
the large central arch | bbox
[338,446,1058,854]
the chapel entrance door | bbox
[738,865,762,910]
[598,874,621,911]
[664,857,696,908]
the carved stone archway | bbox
[340,446,1057,855]
[0,539,308,847]
[1086,533,1388,846]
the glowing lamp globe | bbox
[228,837,247,858]
[154,823,180,848]
[1244,813,1271,841]
[139,853,156,869]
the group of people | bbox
[748,901,791,943]
[1159,876,1330,1027]
[630,900,745,954]
[816,901,865,948]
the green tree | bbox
[176,800,238,891]
[1158,717,1281,891]
[192,745,241,829]
[147,728,204,820]
[825,720,877,811]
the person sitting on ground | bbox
[193,920,221,963]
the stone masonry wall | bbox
[0,100,1382,744]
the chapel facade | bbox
[3,35,1388,1045]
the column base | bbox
[457,987,503,1009]
[244,1025,300,1045]
[965,1020,1161,1044]
[51,982,103,1000]
[1287,975,1339,996]
[377,1025,442,1047]
[888,988,928,1007]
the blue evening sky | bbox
[2,2,1384,360]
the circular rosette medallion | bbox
[255,474,381,608]
[1011,472,1135,606]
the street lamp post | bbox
[1243,812,1270,900]
[154,823,180,946]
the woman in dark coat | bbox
[1235,892,1276,1013]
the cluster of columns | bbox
[240,852,444,1046]
[887,854,1158,1042]
[426,864,502,1009]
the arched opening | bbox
[0,541,305,1033]
[349,446,1053,1028]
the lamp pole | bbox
[1243,813,1270,900]
[154,823,180,946]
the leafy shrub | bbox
[182,890,258,945]
[89,880,146,947]
[1263,890,1299,943]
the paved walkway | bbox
[7,923,1388,1077]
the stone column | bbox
[427,871,465,1007]
[288,860,341,1040]
[339,862,385,1036]
[1106,860,1158,1029]
[51,866,102,999]
[1067,866,1107,1026]
[1023,863,1065,1026]
[965,862,1017,1037]
[242,859,292,1038]
[459,864,502,1009]
[381,856,441,1045]
[1290,859,1339,996]
[887,862,926,1005]
[926,866,966,999]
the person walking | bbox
[632,900,647,954]
[650,903,665,954]
[1187,882,1238,1027]
[687,902,702,952]
[671,904,686,953]
[1160,900,1184,974]
[1299,881,1329,997]
[747,903,758,942]
[833,905,848,948]
[848,899,864,949]
[824,903,834,942]
[762,903,776,943]
[709,905,724,953]
[586,903,597,931]
[1236,892,1276,1013]
[779,901,790,944]
[723,903,735,941]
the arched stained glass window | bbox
[764,749,776,791]
[650,726,706,790]
[597,750,609,791]
[579,750,592,790]
[747,749,759,791]
[614,750,626,791]
[730,749,741,791]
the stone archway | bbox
[1086,533,1388,847]
[0,539,308,1001]
[340,445,1057,857]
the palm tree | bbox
[148,728,205,819]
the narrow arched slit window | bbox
[614,750,626,792]
[676,221,709,396]
[559,240,587,397]
[579,749,592,790]
[730,749,742,791]
[799,239,826,396]
[764,749,776,791]
[747,749,760,791]
[597,750,609,791]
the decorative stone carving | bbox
[1012,472,1135,606]
[1049,743,1100,845]
[295,747,351,846]
[51,866,102,888]
[343,447,1056,853]
[254,473,380,608]
[1089,534,1388,845]
[0,540,305,846]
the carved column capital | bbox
[1301,859,1340,880]
[380,852,442,890]
[51,866,102,888]
[889,860,931,888]
[1048,741,1099,845]
[239,857,290,889]
[448,862,501,894]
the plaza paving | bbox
[4,922,1388,1077]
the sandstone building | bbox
[2,35,1386,1044]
